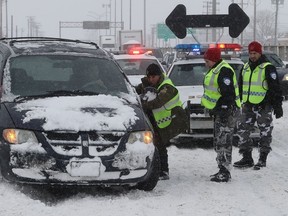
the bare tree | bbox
[248,10,275,43]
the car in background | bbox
[240,50,288,98]
[167,55,260,142]
[0,37,160,191]
[162,51,177,69]
[128,47,164,62]
[113,52,166,86]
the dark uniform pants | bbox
[153,131,169,173]
[214,109,239,170]
[236,104,273,154]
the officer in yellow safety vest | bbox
[201,47,241,182]
[233,41,283,170]
[135,63,189,180]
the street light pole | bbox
[5,0,7,37]
[114,0,116,40]
[144,0,146,46]
[253,0,256,41]
[272,0,284,46]
[129,0,131,30]
[0,0,2,38]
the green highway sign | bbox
[157,23,176,40]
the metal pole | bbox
[253,0,256,41]
[212,0,216,42]
[129,0,131,30]
[240,0,244,45]
[114,0,116,41]
[121,0,123,30]
[0,0,2,38]
[5,0,7,37]
[59,21,61,38]
[110,0,112,35]
[274,0,280,45]
[27,18,29,37]
[144,0,146,46]
[10,15,12,37]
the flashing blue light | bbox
[175,43,201,52]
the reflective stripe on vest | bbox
[242,62,270,104]
[152,77,182,129]
[201,60,241,109]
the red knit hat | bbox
[248,41,262,54]
[204,48,221,62]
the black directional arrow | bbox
[165,3,250,39]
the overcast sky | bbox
[4,0,288,42]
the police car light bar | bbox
[175,43,201,52]
[209,43,242,51]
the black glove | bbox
[141,77,149,87]
[209,105,231,118]
[273,105,283,119]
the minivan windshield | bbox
[4,55,128,98]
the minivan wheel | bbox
[136,149,160,191]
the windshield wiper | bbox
[13,90,99,102]
[46,90,99,96]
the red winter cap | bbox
[204,48,221,62]
[248,41,262,54]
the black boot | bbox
[253,152,268,170]
[233,151,254,168]
[210,166,231,182]
[159,171,169,180]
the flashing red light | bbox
[131,50,141,55]
[215,43,242,51]
[128,48,154,55]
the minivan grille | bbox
[43,131,124,157]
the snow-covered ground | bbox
[1,101,288,216]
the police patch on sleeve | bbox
[223,77,231,85]
[270,72,277,80]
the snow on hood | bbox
[14,94,139,131]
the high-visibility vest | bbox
[152,77,183,129]
[242,62,271,104]
[201,60,241,109]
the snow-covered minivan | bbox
[0,37,160,191]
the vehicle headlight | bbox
[282,74,288,81]
[127,131,153,144]
[2,129,38,144]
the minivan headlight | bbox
[282,73,288,81]
[2,129,38,144]
[127,131,153,144]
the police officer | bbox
[233,41,283,170]
[201,48,241,182]
[135,63,188,180]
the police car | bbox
[113,51,166,86]
[167,54,244,140]
[166,43,262,143]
